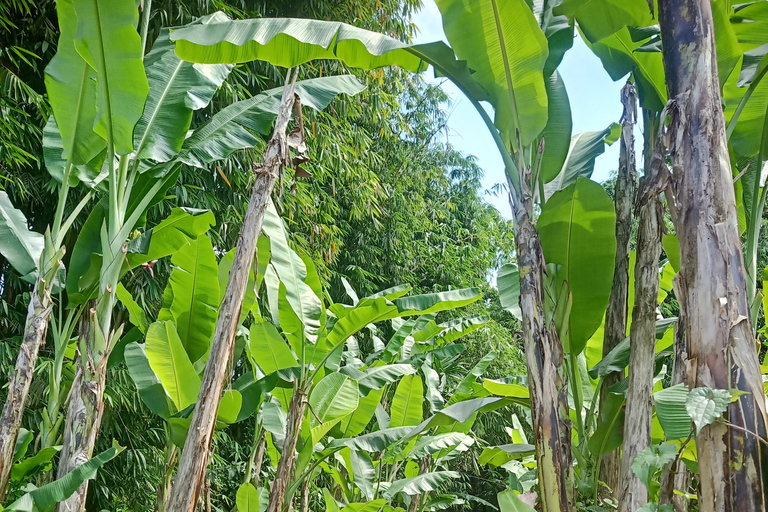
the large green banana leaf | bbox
[124,341,174,419]
[309,373,360,424]
[538,177,616,355]
[248,318,297,374]
[539,71,573,183]
[43,0,104,180]
[134,24,232,162]
[543,123,620,201]
[389,374,424,428]
[436,0,549,147]
[553,0,654,43]
[157,235,220,362]
[349,450,376,500]
[236,482,259,512]
[532,0,575,77]
[383,471,459,499]
[0,191,44,280]
[339,388,384,437]
[177,75,365,167]
[169,16,428,72]
[145,320,202,410]
[5,444,122,512]
[72,0,148,155]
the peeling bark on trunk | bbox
[0,285,52,499]
[658,2,768,511]
[660,321,692,512]
[167,71,300,512]
[265,385,306,512]
[617,186,663,512]
[600,82,638,496]
[299,477,310,512]
[55,310,108,512]
[249,431,266,488]
[512,174,573,512]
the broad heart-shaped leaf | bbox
[654,383,692,440]
[248,318,297,374]
[309,373,359,424]
[72,0,148,155]
[390,374,424,428]
[43,0,104,170]
[178,75,365,167]
[145,321,202,411]
[553,0,654,43]
[631,443,678,491]
[0,191,43,278]
[383,471,459,499]
[539,71,573,184]
[497,489,536,512]
[497,264,522,320]
[5,444,122,512]
[543,123,620,200]
[538,177,616,355]
[436,0,549,147]
[236,482,259,512]
[156,236,219,363]
[686,387,733,434]
[124,341,174,419]
[262,200,322,342]
[133,25,232,163]
[170,16,427,72]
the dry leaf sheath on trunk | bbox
[167,68,301,512]
[599,81,637,496]
[658,1,768,510]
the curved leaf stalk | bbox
[599,81,638,496]
[167,69,300,512]
[511,165,573,512]
[658,1,768,510]
[244,424,266,488]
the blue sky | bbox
[412,1,636,217]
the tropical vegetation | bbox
[0,0,767,512]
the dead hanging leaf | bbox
[287,126,307,153]
[294,166,312,179]
[216,164,231,188]
[518,491,538,507]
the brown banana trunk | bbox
[600,81,638,495]
[407,456,432,512]
[659,321,692,512]
[249,431,266,488]
[167,70,300,512]
[55,309,109,512]
[0,285,53,499]
[266,385,306,512]
[299,477,310,512]
[512,172,573,512]
[617,182,663,512]
[658,1,768,511]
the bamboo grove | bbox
[0,0,767,512]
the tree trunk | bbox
[55,309,108,512]
[660,321,692,512]
[266,384,306,512]
[249,432,266,488]
[617,182,663,512]
[0,284,53,499]
[600,81,638,495]
[658,2,768,511]
[167,70,300,512]
[299,477,310,512]
[512,174,573,512]
[407,456,432,512]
